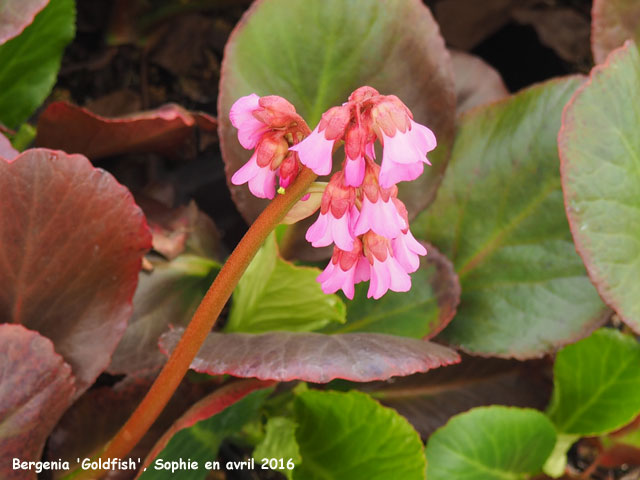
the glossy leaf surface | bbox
[560,41,640,331]
[426,406,557,480]
[293,390,426,479]
[547,328,640,436]
[225,234,345,333]
[160,329,460,383]
[0,0,75,128]
[0,149,151,394]
[413,77,608,358]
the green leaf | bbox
[225,234,346,333]
[253,417,300,479]
[413,76,608,358]
[547,328,640,436]
[219,0,455,251]
[322,244,459,339]
[293,390,426,480]
[139,388,271,480]
[0,0,75,128]
[425,406,557,480]
[559,41,640,331]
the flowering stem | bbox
[73,166,317,479]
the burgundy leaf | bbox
[0,324,75,479]
[0,132,18,161]
[0,149,151,395]
[48,371,218,479]
[592,0,640,64]
[160,330,460,383]
[0,0,48,45]
[141,379,275,472]
[363,355,551,438]
[450,50,509,114]
[36,101,217,159]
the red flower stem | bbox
[81,167,317,478]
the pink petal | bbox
[354,196,406,239]
[289,125,334,176]
[386,256,412,292]
[368,258,391,299]
[231,152,261,185]
[230,94,269,149]
[392,230,427,273]
[231,153,276,199]
[344,154,365,187]
[379,157,424,189]
[317,261,357,299]
[410,120,437,155]
[306,211,354,251]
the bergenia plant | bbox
[5,0,640,479]
[231,86,435,299]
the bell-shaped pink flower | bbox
[229,94,270,149]
[306,205,358,251]
[317,241,369,299]
[353,195,406,239]
[289,124,335,175]
[392,230,427,273]
[306,171,357,251]
[289,105,350,176]
[362,232,411,299]
[379,120,436,188]
[231,152,277,199]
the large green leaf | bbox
[413,77,608,358]
[425,406,557,480]
[547,329,640,436]
[0,0,75,128]
[225,234,345,333]
[322,243,460,339]
[293,389,426,480]
[219,0,455,251]
[560,41,640,331]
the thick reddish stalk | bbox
[74,167,317,479]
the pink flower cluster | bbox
[229,94,310,199]
[230,86,436,299]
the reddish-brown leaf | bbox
[160,330,460,383]
[36,101,217,159]
[0,324,75,479]
[0,0,48,45]
[0,149,151,395]
[364,355,551,438]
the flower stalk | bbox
[71,166,317,479]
